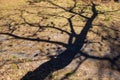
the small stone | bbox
[0,35,7,41]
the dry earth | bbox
[0,0,120,80]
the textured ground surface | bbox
[0,0,120,80]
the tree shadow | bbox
[20,1,98,80]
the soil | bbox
[0,0,120,80]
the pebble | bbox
[0,35,8,41]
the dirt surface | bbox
[0,0,120,80]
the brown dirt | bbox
[0,0,120,80]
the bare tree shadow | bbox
[20,1,98,80]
